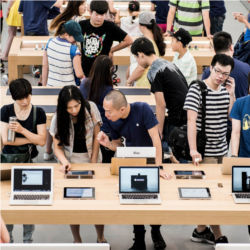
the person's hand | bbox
[225,76,235,97]
[233,12,245,23]
[8,121,24,134]
[60,162,71,174]
[97,131,110,148]
[160,170,172,180]
[190,149,202,166]
[164,31,172,37]
[207,34,213,39]
[109,51,113,60]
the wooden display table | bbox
[1,163,250,225]
[8,36,214,82]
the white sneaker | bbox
[43,152,54,161]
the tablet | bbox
[64,187,95,199]
[178,187,211,199]
[174,170,205,179]
[65,170,95,179]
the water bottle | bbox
[7,116,17,142]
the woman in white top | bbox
[120,1,142,37]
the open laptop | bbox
[10,166,53,206]
[216,243,250,250]
[221,157,250,175]
[1,243,110,250]
[119,166,161,204]
[232,166,250,204]
[116,147,156,164]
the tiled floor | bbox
[1,1,250,249]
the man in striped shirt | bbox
[184,54,235,244]
[166,0,212,38]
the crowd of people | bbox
[0,0,250,249]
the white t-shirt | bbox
[173,50,197,86]
[120,16,142,37]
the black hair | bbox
[90,0,109,14]
[50,0,85,31]
[211,54,234,71]
[86,55,113,104]
[131,37,156,56]
[128,1,140,23]
[9,78,32,100]
[213,31,233,53]
[54,21,67,36]
[55,85,88,146]
[139,20,165,56]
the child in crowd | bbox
[50,0,86,31]
[49,85,105,243]
[120,1,142,37]
[80,55,114,163]
[126,11,165,87]
[171,28,197,85]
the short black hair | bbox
[9,78,32,100]
[211,54,234,72]
[90,0,109,14]
[131,37,155,56]
[213,31,233,53]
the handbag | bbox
[1,106,37,163]
[168,80,207,160]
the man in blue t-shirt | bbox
[230,76,250,157]
[18,0,62,35]
[97,90,169,250]
[202,31,250,99]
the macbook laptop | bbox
[216,243,250,250]
[10,166,53,206]
[119,166,161,204]
[116,147,156,164]
[221,157,250,175]
[1,243,110,250]
[232,166,250,204]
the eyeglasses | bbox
[213,67,230,78]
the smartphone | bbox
[174,170,205,179]
[64,187,95,199]
[178,187,211,199]
[65,170,95,179]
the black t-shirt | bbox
[1,104,46,157]
[148,58,188,126]
[73,123,87,153]
[79,20,127,76]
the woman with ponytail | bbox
[120,1,142,37]
[126,11,166,87]
[50,0,86,32]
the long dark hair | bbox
[50,0,85,31]
[86,55,113,104]
[55,85,87,146]
[140,21,166,56]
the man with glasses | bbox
[184,54,235,244]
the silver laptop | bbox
[232,166,250,204]
[10,166,53,206]
[119,166,161,204]
[216,243,250,250]
[1,243,110,250]
[116,147,156,164]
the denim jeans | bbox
[210,15,225,35]
[7,224,35,243]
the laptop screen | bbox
[13,168,51,192]
[119,167,159,193]
[232,166,250,193]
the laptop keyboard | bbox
[14,194,50,200]
[122,194,158,199]
[235,193,250,199]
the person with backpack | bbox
[1,78,47,243]
[49,85,105,244]
[184,54,235,244]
